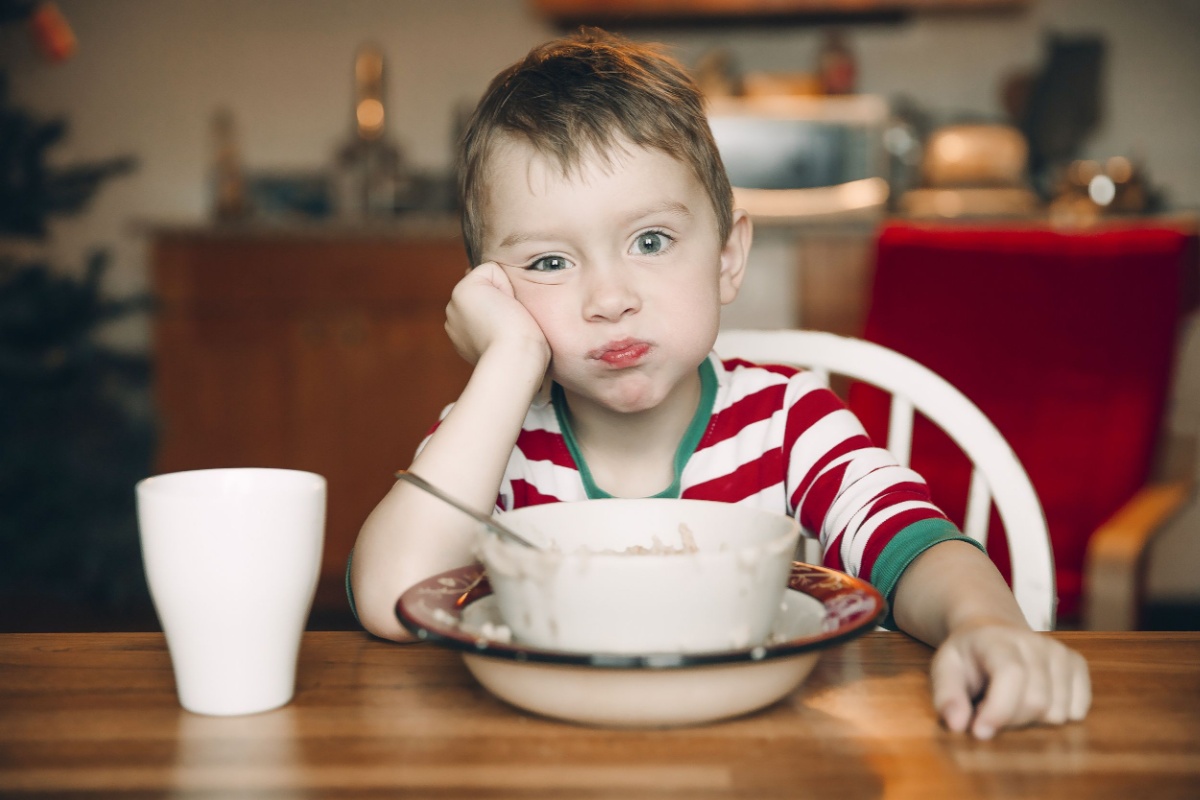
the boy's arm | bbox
[350,264,549,642]
[891,539,1092,739]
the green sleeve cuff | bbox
[869,517,986,630]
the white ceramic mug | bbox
[136,468,326,716]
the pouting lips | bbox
[590,340,651,367]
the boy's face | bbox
[480,135,747,416]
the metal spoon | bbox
[393,470,540,550]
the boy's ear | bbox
[718,208,752,306]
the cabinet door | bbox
[152,234,472,617]
[796,232,876,338]
[286,306,473,613]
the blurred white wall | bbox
[5,0,1198,306]
[3,0,1198,607]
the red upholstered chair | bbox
[859,221,1198,628]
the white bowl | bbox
[477,499,801,654]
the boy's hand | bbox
[445,262,549,370]
[930,622,1091,740]
[892,540,1091,740]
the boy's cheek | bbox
[508,279,563,312]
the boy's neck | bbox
[560,370,704,499]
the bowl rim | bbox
[395,561,886,670]
[488,497,802,556]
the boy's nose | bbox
[581,261,641,321]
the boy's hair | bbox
[456,28,733,266]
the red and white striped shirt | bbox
[425,353,975,606]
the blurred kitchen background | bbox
[2,0,1197,632]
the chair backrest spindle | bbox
[886,396,914,467]
[963,469,993,546]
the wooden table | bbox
[2,631,1198,798]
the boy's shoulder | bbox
[714,353,803,381]
[711,352,815,393]
[706,352,850,448]
[709,351,832,409]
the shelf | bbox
[532,0,1031,26]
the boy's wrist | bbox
[892,539,1030,644]
[470,337,550,402]
[944,612,1030,638]
[478,334,550,377]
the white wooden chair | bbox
[715,328,1056,631]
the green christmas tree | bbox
[1,3,153,630]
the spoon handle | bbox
[393,470,538,550]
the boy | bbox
[351,29,1090,739]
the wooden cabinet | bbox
[150,223,473,621]
[795,229,877,337]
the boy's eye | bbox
[632,231,671,256]
[527,255,572,272]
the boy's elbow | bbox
[349,562,419,643]
[357,600,419,643]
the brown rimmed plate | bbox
[396,562,885,728]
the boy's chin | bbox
[601,394,666,416]
[572,376,683,417]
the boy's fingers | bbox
[1069,652,1093,721]
[472,262,516,295]
[933,630,1092,738]
[1045,646,1074,724]
[970,657,1028,739]
[940,694,973,734]
[930,647,974,733]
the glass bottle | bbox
[211,107,246,222]
[817,30,857,96]
[335,43,401,218]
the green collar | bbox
[551,357,717,499]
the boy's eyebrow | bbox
[497,202,693,250]
[498,230,550,249]
[622,201,693,227]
